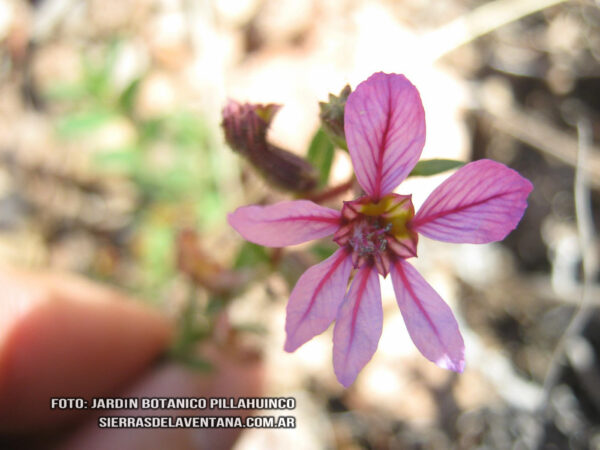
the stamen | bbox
[336,193,419,276]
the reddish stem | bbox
[303,177,355,204]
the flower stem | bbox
[303,177,354,204]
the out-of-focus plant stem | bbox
[303,177,355,204]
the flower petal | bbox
[345,72,426,199]
[410,159,533,243]
[284,248,353,352]
[333,264,382,387]
[228,200,341,247]
[391,260,464,372]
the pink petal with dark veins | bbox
[333,264,382,387]
[345,72,426,199]
[410,159,533,243]
[391,259,465,372]
[284,248,353,352]
[228,200,341,247]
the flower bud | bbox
[222,100,318,192]
[318,84,351,150]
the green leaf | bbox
[168,112,210,147]
[44,82,87,101]
[93,146,141,174]
[140,118,163,141]
[56,110,115,137]
[197,192,224,226]
[408,159,465,177]
[82,40,120,98]
[162,166,196,194]
[307,128,335,187]
[139,224,174,284]
[310,242,337,260]
[234,242,270,269]
[118,77,141,114]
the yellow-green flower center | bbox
[333,193,418,276]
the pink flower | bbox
[228,72,533,387]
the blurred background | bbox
[1,0,599,448]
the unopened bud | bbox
[318,84,351,150]
[222,100,318,192]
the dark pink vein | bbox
[374,81,394,199]
[260,215,341,225]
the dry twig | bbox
[534,117,599,443]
